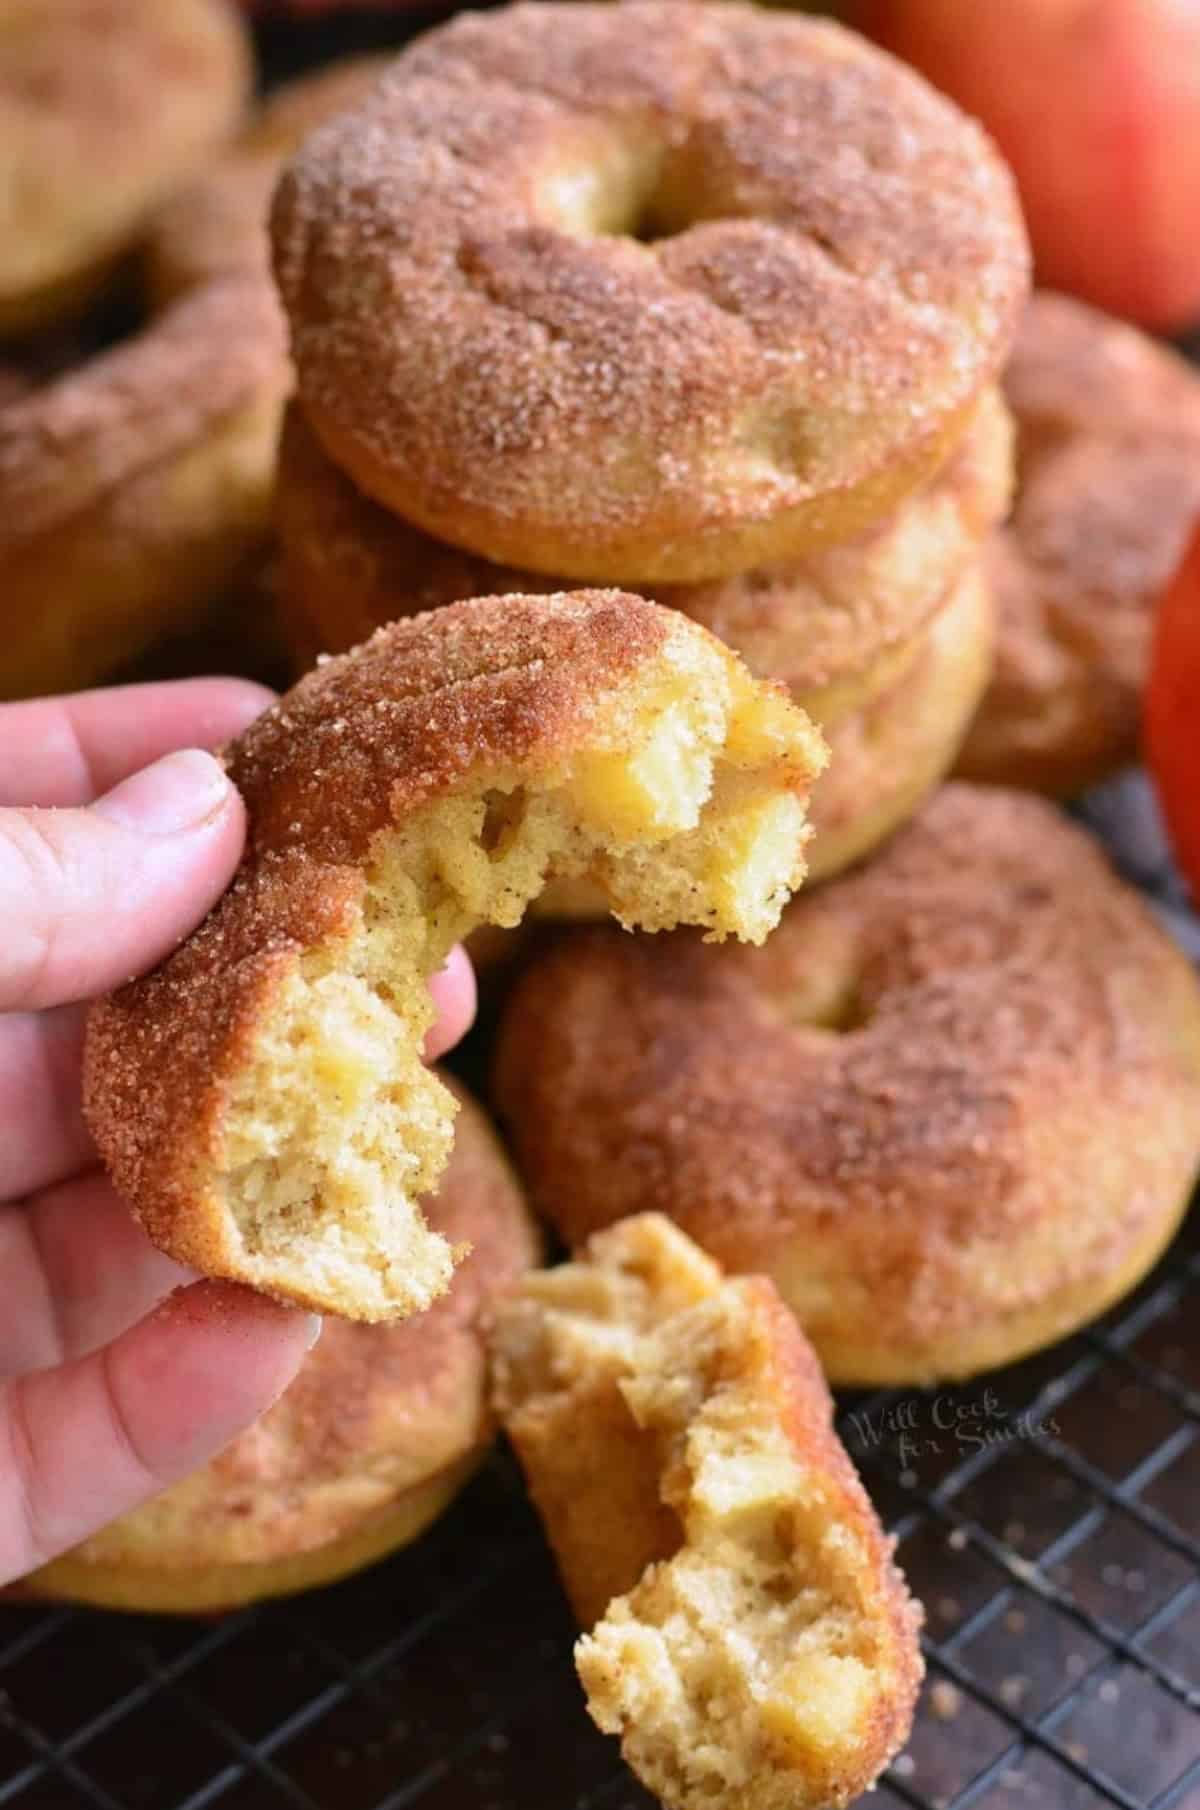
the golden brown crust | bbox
[86,862,359,1306]
[85,590,824,1320]
[0,276,288,701]
[25,1086,541,1610]
[146,56,391,303]
[494,785,1200,1384]
[276,387,1012,699]
[0,55,396,703]
[85,595,664,1279]
[226,590,674,855]
[276,396,1001,887]
[655,388,1011,702]
[272,1,1028,582]
[0,280,285,549]
[803,559,993,883]
[709,1281,921,1804]
[537,557,993,908]
[492,1215,922,1810]
[0,0,251,335]
[957,293,1200,796]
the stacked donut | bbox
[959,290,1200,796]
[271,0,1028,887]
[0,1,387,702]
[15,8,1200,1809]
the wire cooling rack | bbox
[3,11,1199,1809]
[0,1097,1196,1810]
[1,795,1195,1810]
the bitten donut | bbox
[0,56,386,703]
[276,394,1008,883]
[957,292,1200,796]
[25,1085,541,1616]
[0,0,250,337]
[492,1214,922,1810]
[271,0,1029,583]
[494,785,1200,1385]
[86,592,826,1324]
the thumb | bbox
[0,749,246,1013]
[0,1282,319,1585]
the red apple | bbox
[1147,518,1200,905]
[856,0,1200,333]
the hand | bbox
[0,677,477,1587]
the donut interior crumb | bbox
[214,628,822,1319]
[492,1217,919,1810]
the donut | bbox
[800,560,992,883]
[25,1084,541,1616]
[491,1213,922,1810]
[145,55,391,304]
[0,279,288,702]
[0,0,251,338]
[0,56,388,704]
[957,292,1200,797]
[85,591,826,1324]
[270,0,1029,584]
[493,785,1200,1385]
[276,393,1008,883]
[276,388,1010,680]
[538,557,992,899]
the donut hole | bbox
[210,630,824,1319]
[534,132,731,248]
[798,983,870,1036]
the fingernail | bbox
[94,749,232,836]
[304,1315,323,1350]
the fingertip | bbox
[424,943,478,1060]
[93,749,235,837]
[107,1281,314,1462]
[0,1280,318,1581]
[198,678,278,739]
[135,1279,316,1420]
[149,1277,314,1354]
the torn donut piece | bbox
[491,1214,922,1810]
[85,590,825,1323]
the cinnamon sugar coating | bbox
[86,591,825,1322]
[492,1215,922,1810]
[271,1,1028,582]
[275,397,1003,884]
[0,0,250,335]
[801,560,993,884]
[26,1086,541,1614]
[0,276,287,701]
[276,387,1011,700]
[0,54,389,702]
[494,785,1200,1384]
[958,292,1200,796]
[147,54,390,301]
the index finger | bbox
[0,678,276,808]
[0,1281,317,1585]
